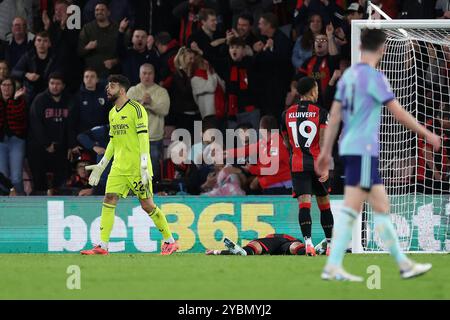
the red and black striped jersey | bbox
[282,100,328,172]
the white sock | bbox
[164,236,175,244]
[305,237,313,246]
[99,241,108,250]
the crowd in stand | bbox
[0,0,449,196]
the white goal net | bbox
[351,20,450,252]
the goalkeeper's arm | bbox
[85,140,114,186]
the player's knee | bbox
[289,242,305,255]
[141,202,156,214]
[316,195,330,206]
[104,193,118,205]
[298,194,311,204]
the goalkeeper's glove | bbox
[85,157,110,186]
[140,154,151,186]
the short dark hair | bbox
[155,32,172,46]
[236,122,253,130]
[228,37,246,48]
[238,12,254,26]
[297,77,317,96]
[83,67,97,74]
[35,31,50,39]
[107,74,130,91]
[49,71,65,83]
[96,0,109,8]
[361,29,386,52]
[199,8,216,22]
[260,13,278,29]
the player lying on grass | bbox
[206,234,327,256]
[80,74,178,256]
[316,29,441,281]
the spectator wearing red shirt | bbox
[227,115,292,195]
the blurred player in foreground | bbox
[317,29,441,281]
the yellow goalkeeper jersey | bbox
[108,99,153,177]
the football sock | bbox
[373,212,410,268]
[148,206,174,242]
[319,203,334,239]
[326,206,357,268]
[100,202,116,246]
[243,246,255,255]
[298,202,312,241]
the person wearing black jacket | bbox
[253,12,292,117]
[42,0,82,93]
[28,73,74,195]
[117,18,159,86]
[225,37,259,130]
[69,68,110,157]
[11,31,62,104]
[187,8,228,78]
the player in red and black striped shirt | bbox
[281,77,334,256]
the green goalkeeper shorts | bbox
[105,175,153,200]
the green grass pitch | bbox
[0,253,448,299]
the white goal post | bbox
[350,16,450,253]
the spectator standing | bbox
[82,0,135,26]
[42,0,82,93]
[297,27,339,106]
[28,73,73,195]
[0,61,9,82]
[233,12,258,52]
[78,2,119,80]
[69,68,110,159]
[253,13,292,117]
[4,17,34,70]
[293,0,343,38]
[191,53,226,125]
[188,8,228,78]
[173,0,217,46]
[168,47,201,136]
[0,0,33,41]
[225,37,259,130]
[127,63,170,182]
[0,77,27,195]
[154,32,180,89]
[117,18,159,86]
[435,0,450,18]
[292,14,324,71]
[12,31,61,104]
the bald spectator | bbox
[0,0,33,41]
[127,63,170,182]
[78,1,119,80]
[4,17,34,69]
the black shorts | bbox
[253,237,291,255]
[291,171,329,198]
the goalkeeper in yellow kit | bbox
[80,75,178,255]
